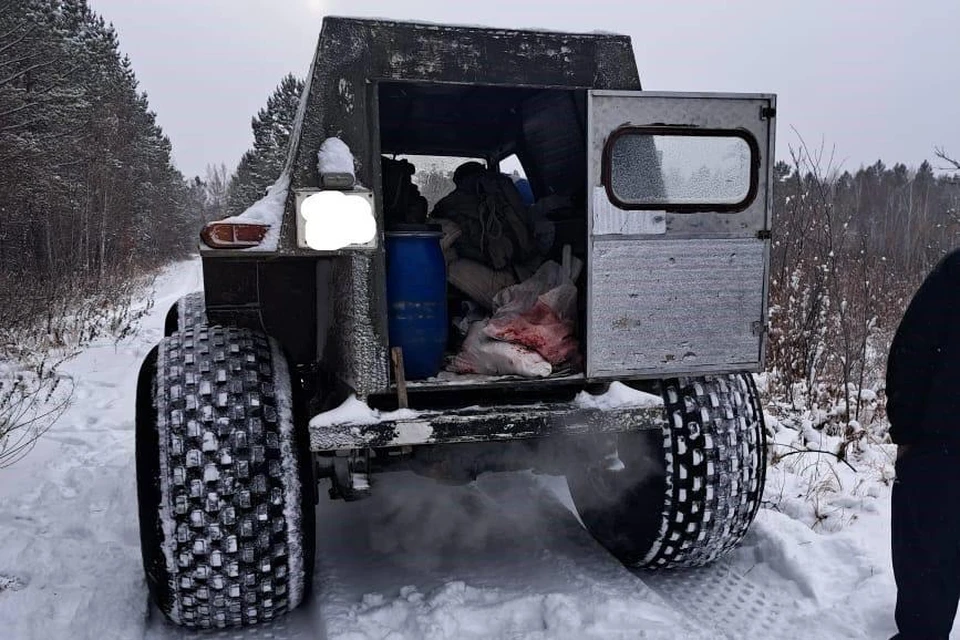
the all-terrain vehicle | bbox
[136,16,775,630]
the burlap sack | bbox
[448,259,516,310]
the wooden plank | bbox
[391,346,409,409]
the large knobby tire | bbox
[164,291,207,337]
[136,326,316,629]
[566,374,766,568]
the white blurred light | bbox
[300,191,376,251]
[306,0,326,16]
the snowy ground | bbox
[0,257,941,639]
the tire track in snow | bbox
[542,474,798,639]
[635,561,796,639]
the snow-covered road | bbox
[0,258,923,639]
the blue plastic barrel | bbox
[385,225,448,380]
[513,177,534,206]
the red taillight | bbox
[200,222,269,249]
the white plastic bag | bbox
[449,320,552,378]
[484,259,581,368]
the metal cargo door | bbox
[586,91,776,378]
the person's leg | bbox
[892,447,960,638]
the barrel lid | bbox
[386,222,443,236]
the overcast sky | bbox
[86,0,960,180]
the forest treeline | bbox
[0,1,206,288]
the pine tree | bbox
[202,163,230,222]
[0,0,202,285]
[226,73,304,215]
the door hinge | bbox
[757,229,772,240]
[751,321,767,337]
[760,106,777,120]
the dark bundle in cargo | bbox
[431,162,542,276]
[382,156,428,227]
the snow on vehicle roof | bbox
[323,15,630,39]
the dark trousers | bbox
[892,445,960,639]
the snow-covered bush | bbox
[765,136,943,434]
[757,134,960,532]
[0,269,154,467]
